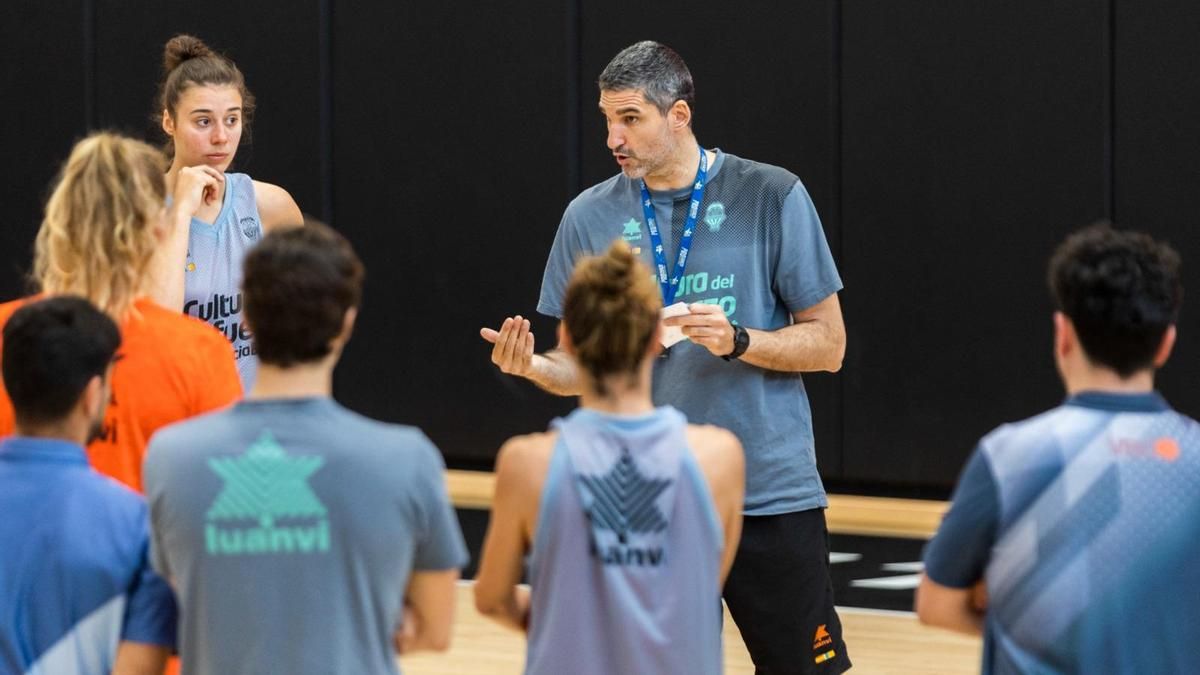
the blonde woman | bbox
[0,132,241,492]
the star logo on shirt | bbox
[207,431,326,526]
[621,218,643,242]
[577,448,671,544]
[203,431,332,557]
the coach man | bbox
[483,40,849,674]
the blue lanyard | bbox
[640,148,708,306]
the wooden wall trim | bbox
[446,470,946,539]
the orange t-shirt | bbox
[0,296,242,492]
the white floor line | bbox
[850,573,922,590]
[835,605,917,618]
[880,561,924,573]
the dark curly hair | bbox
[1048,222,1182,377]
[3,296,120,426]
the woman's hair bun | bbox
[586,241,639,296]
[561,240,662,392]
[162,34,213,73]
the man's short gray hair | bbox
[598,41,695,116]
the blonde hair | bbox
[34,133,167,319]
[562,241,662,394]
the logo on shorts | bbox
[621,218,643,241]
[577,448,671,566]
[704,202,726,232]
[813,624,833,650]
[240,216,260,241]
[204,431,330,556]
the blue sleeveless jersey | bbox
[525,407,724,675]
[924,392,1200,674]
[183,172,261,389]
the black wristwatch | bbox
[722,323,750,361]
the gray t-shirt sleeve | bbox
[537,209,585,319]
[774,181,843,312]
[411,436,470,571]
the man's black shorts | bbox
[723,508,852,674]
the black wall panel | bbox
[331,0,572,466]
[1,1,89,299]
[840,1,1109,487]
[578,0,844,477]
[5,2,1199,490]
[1114,0,1200,418]
[92,0,324,220]
[578,1,836,199]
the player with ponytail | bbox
[155,34,303,389]
[474,241,744,675]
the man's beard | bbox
[621,162,649,179]
[618,134,676,180]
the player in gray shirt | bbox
[145,222,467,675]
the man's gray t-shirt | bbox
[143,397,468,675]
[539,151,842,515]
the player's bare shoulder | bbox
[251,180,303,231]
[684,424,744,480]
[495,430,559,493]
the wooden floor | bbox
[399,583,982,674]
[436,471,977,673]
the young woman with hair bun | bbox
[473,241,745,675]
[154,34,303,390]
[0,132,242,493]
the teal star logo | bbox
[578,449,671,544]
[621,218,643,241]
[207,431,326,528]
